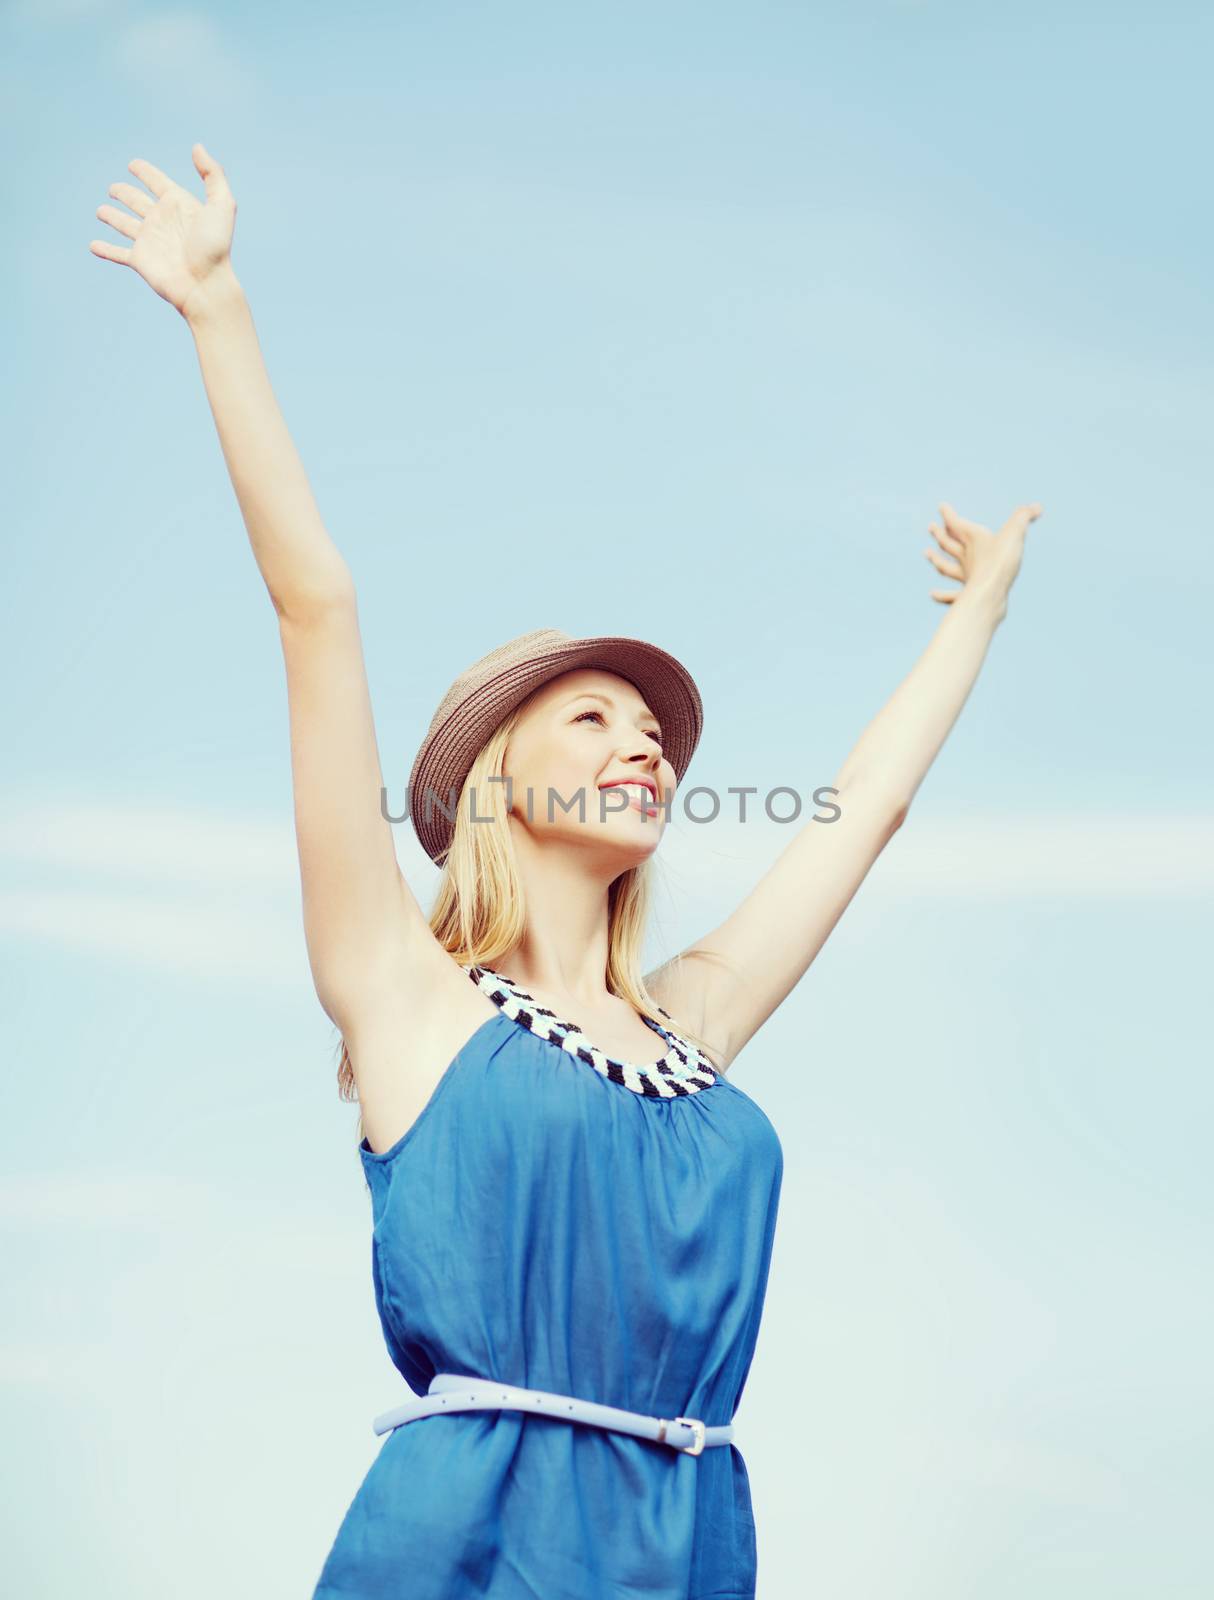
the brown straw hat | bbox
[407,627,705,864]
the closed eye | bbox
[573,708,663,749]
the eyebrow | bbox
[563,690,662,731]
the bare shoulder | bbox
[338,933,500,1156]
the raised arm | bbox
[646,500,1045,1070]
[89,144,443,1031]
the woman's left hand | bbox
[924,500,1044,617]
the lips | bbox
[598,778,659,803]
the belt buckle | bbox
[672,1414,706,1456]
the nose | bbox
[620,738,662,775]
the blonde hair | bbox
[334,693,722,1145]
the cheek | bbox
[503,747,591,816]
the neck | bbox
[500,824,630,1006]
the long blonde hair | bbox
[334,693,721,1143]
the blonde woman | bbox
[90,146,1043,1600]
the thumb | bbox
[1003,502,1044,541]
[192,142,232,200]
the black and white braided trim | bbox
[462,964,719,1099]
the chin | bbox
[609,815,665,859]
[569,816,665,868]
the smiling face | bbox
[501,667,676,865]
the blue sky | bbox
[3,1,1212,1596]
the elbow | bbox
[837,774,911,835]
[274,572,358,628]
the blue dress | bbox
[312,962,784,1599]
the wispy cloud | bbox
[660,809,1214,900]
[0,799,299,888]
[7,4,260,98]
[0,1171,219,1228]
[0,885,304,983]
[2,798,1209,982]
[0,1342,92,1385]
[108,11,259,100]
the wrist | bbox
[182,262,246,331]
[957,579,1009,627]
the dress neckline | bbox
[462,964,720,1099]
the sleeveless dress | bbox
[311,962,785,1600]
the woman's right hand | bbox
[89,143,238,321]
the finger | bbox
[929,587,957,604]
[88,239,134,265]
[924,547,964,580]
[928,519,964,558]
[940,501,986,540]
[127,156,172,199]
[107,180,152,219]
[96,202,139,241]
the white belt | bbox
[372,1372,733,1456]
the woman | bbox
[90,146,1043,1599]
